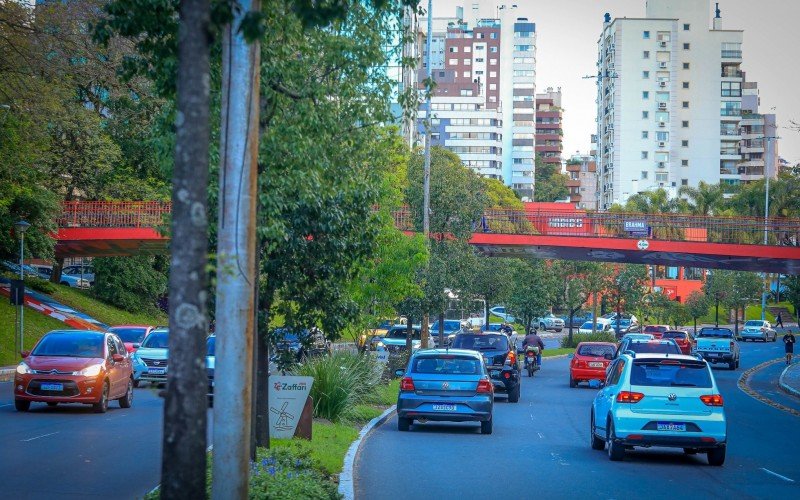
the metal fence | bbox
[58,201,171,229]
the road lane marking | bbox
[761,468,795,483]
[0,404,12,408]
[550,452,569,466]
[21,431,59,442]
[537,432,544,439]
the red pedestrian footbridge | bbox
[54,201,800,273]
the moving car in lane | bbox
[612,318,641,340]
[620,333,655,342]
[569,342,616,388]
[14,330,134,413]
[661,330,694,355]
[395,349,494,434]
[695,327,740,370]
[452,332,520,403]
[132,328,169,387]
[616,339,682,359]
[740,320,777,342]
[375,325,423,352]
[107,325,155,353]
[590,353,727,466]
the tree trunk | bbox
[160,0,211,497]
[693,317,697,335]
[421,313,429,348]
[591,294,598,334]
[406,316,413,351]
[50,257,64,284]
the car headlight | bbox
[16,362,31,375]
[75,364,103,377]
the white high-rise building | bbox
[595,0,744,209]
[416,3,538,199]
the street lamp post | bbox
[14,220,30,356]
[759,134,779,321]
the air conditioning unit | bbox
[658,141,667,148]
[657,162,666,168]
[658,122,666,128]
[659,81,667,88]
[658,102,667,109]
[659,62,668,69]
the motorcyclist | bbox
[522,326,545,367]
[500,322,514,336]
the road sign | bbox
[268,376,314,439]
[637,239,649,250]
[9,279,24,306]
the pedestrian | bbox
[776,312,784,328]
[784,330,796,365]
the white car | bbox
[578,319,613,335]
[489,306,515,323]
[739,320,777,342]
[590,353,727,466]
[536,313,565,332]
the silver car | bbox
[395,349,494,434]
[739,320,777,342]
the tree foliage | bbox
[685,290,710,333]
[534,157,569,202]
[507,259,557,331]
[93,255,169,314]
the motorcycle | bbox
[524,345,540,377]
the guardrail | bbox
[58,201,171,228]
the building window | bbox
[682,178,688,186]
[449,47,458,53]
[476,32,485,39]
[490,46,497,53]
[643,91,650,99]
[682,82,689,89]
[721,81,742,97]
[475,57,484,62]
[448,58,458,65]
[643,71,650,78]
[439,71,445,78]
[489,83,497,90]
[431,133,440,141]
[682,159,689,166]
[682,101,689,108]
[475,70,484,75]
[683,62,690,69]
[490,58,498,65]
[643,111,649,119]
[682,120,689,128]
[641,151,649,159]
[465,46,472,53]
[475,45,485,50]
[641,171,649,179]
[643,50,650,59]
[683,23,690,30]
[464,71,471,78]
[642,131,649,139]
[683,43,690,50]
[489,71,497,77]
[682,140,689,147]
[464,59,471,65]
[489,95,497,102]
[490,32,498,39]
[643,31,650,39]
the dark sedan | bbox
[452,332,520,403]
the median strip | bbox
[737,358,800,418]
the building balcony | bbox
[721,69,743,78]
[721,50,742,59]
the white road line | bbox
[537,432,544,439]
[761,468,795,483]
[0,404,12,408]
[20,431,59,442]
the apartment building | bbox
[736,76,779,184]
[416,3,538,199]
[566,153,598,210]
[595,0,745,209]
[535,87,563,167]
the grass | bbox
[543,347,573,357]
[271,420,360,476]
[50,286,167,326]
[0,301,66,366]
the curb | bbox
[737,358,800,418]
[779,363,800,399]
[542,354,568,361]
[0,368,14,383]
[338,405,396,500]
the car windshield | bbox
[452,334,509,351]
[661,332,687,340]
[485,324,502,331]
[432,320,461,331]
[387,328,420,340]
[624,334,653,341]
[626,342,681,354]
[142,331,169,349]
[744,321,764,327]
[630,361,712,388]
[644,326,668,332]
[412,355,482,375]
[580,322,594,330]
[32,332,104,358]
[577,344,615,357]
[109,327,147,343]
[207,336,215,356]
[698,328,733,338]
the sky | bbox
[432,0,800,164]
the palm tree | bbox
[678,181,724,216]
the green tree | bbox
[581,263,614,333]
[667,301,691,329]
[614,264,649,318]
[551,260,593,344]
[93,255,169,313]
[678,181,725,216]
[534,157,569,202]
[481,178,534,234]
[705,270,762,336]
[685,290,710,334]
[784,275,800,325]
[507,259,557,331]
[470,257,518,326]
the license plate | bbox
[40,383,63,391]
[432,404,456,411]
[657,422,686,432]
[589,362,604,368]
[148,368,166,375]
[707,353,719,357]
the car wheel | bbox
[15,399,31,412]
[539,323,546,331]
[119,379,133,408]
[508,383,520,403]
[93,381,109,413]
[556,329,562,333]
[569,375,577,388]
[133,379,140,388]
[606,419,625,461]
[707,446,726,466]
[481,417,493,435]
[590,414,605,450]
[728,360,736,370]
[46,402,58,407]
[397,417,411,432]
[773,335,777,342]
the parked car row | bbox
[1,260,90,288]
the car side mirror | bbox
[112,354,125,362]
[394,369,404,378]
[604,353,613,360]
[132,344,141,349]
[20,350,30,358]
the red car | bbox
[107,325,155,353]
[642,325,670,339]
[14,330,134,413]
[569,342,617,388]
[662,330,694,354]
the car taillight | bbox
[700,394,723,406]
[400,377,415,392]
[616,391,644,403]
[730,341,735,350]
[575,360,587,368]
[477,379,493,394]
[506,351,516,366]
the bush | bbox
[560,332,616,348]
[25,276,57,294]
[249,448,339,500]
[92,255,168,313]
[293,352,380,421]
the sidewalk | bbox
[779,362,800,399]
[0,366,15,382]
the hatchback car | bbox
[14,330,134,413]
[375,325,423,352]
[661,330,694,355]
[569,342,616,388]
[642,325,670,339]
[616,339,682,358]
[452,332,520,402]
[131,328,169,387]
[740,320,777,342]
[590,354,727,466]
[396,349,494,434]
[107,325,155,353]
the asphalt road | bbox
[355,340,800,499]
[0,382,212,499]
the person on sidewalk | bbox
[776,312,784,329]
[784,330,796,365]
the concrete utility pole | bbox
[760,133,779,321]
[14,220,30,356]
[421,0,433,347]
[212,1,261,498]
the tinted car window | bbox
[644,326,668,333]
[453,334,509,351]
[142,331,169,349]
[109,327,148,343]
[744,320,764,327]
[113,336,127,355]
[607,360,625,385]
[662,331,687,340]
[577,344,615,357]
[697,328,734,338]
[412,355,482,375]
[630,361,712,388]
[32,332,105,358]
[625,341,681,354]
[387,328,420,340]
